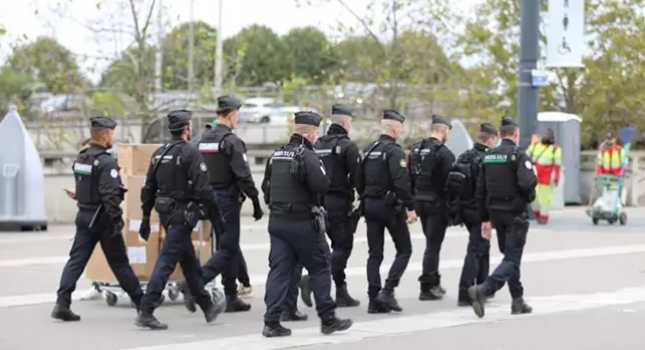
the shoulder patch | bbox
[400,159,407,168]
[110,168,118,178]
[525,160,533,170]
[200,162,208,172]
[93,159,100,166]
[243,153,248,162]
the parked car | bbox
[239,97,285,123]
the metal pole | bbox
[154,0,163,94]
[214,0,224,96]
[518,0,540,148]
[188,0,195,93]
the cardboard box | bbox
[121,175,159,222]
[118,144,160,176]
[85,232,161,283]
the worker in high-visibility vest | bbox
[527,129,561,225]
[596,132,625,177]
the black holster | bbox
[311,206,328,235]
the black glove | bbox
[139,217,151,241]
[252,198,264,221]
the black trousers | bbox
[481,211,529,299]
[264,215,335,323]
[458,219,490,300]
[364,198,412,299]
[201,188,241,297]
[416,201,448,287]
[57,209,142,308]
[141,222,212,314]
[325,195,354,287]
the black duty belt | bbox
[78,203,100,210]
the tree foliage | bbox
[7,37,88,94]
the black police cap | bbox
[90,116,117,130]
[294,111,322,127]
[167,109,192,131]
[480,122,498,135]
[331,104,353,117]
[501,117,518,128]
[432,114,452,129]
[383,109,405,123]
[216,95,242,112]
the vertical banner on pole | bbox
[546,0,585,67]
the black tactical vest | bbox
[362,141,391,197]
[72,147,108,206]
[455,147,485,202]
[482,146,522,210]
[409,138,443,196]
[198,130,234,188]
[153,142,190,201]
[315,134,350,194]
[269,145,313,206]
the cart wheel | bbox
[105,292,118,307]
[592,217,599,225]
[619,213,627,226]
[168,288,179,301]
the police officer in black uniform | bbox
[183,95,259,313]
[314,104,361,307]
[359,110,416,314]
[136,110,225,330]
[409,115,455,300]
[261,111,352,337]
[468,117,537,318]
[446,123,499,306]
[52,117,143,322]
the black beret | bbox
[501,117,518,128]
[331,104,353,117]
[167,109,192,131]
[90,116,116,130]
[294,111,322,127]
[217,95,242,112]
[480,122,498,135]
[383,109,405,123]
[432,114,452,129]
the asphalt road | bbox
[1,207,644,350]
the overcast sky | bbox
[0,0,483,82]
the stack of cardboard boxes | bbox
[85,144,213,284]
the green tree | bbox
[0,66,33,115]
[162,21,217,90]
[282,27,338,83]
[7,36,88,94]
[223,25,287,86]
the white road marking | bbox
[124,285,645,350]
[1,244,644,309]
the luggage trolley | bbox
[586,175,627,226]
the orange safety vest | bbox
[596,144,625,176]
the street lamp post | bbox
[518,0,540,148]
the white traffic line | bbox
[1,244,644,309]
[0,235,74,245]
[124,285,645,350]
[0,233,459,268]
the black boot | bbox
[321,316,353,335]
[419,283,443,301]
[299,275,313,307]
[135,312,168,330]
[204,300,226,323]
[457,290,471,307]
[367,299,391,314]
[281,309,308,322]
[467,285,486,319]
[179,281,197,313]
[263,322,292,338]
[375,289,402,312]
[51,304,81,322]
[225,296,251,313]
[511,298,533,315]
[336,284,360,308]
